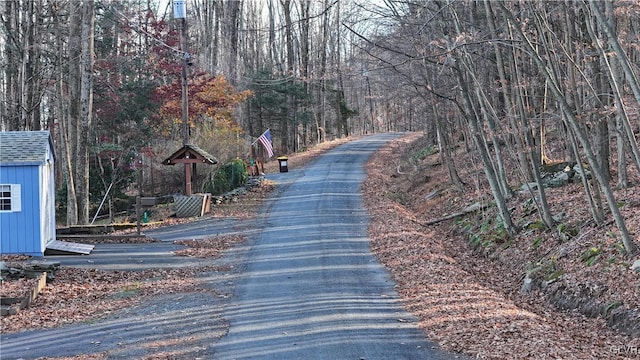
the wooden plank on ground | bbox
[57,225,115,235]
[45,240,95,255]
[0,272,47,316]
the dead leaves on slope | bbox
[362,133,639,359]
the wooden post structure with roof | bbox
[162,144,218,196]
[162,144,218,217]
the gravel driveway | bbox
[1,134,461,360]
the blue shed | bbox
[0,131,56,256]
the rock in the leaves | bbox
[521,274,534,294]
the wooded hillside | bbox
[2,0,640,256]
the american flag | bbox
[257,129,274,158]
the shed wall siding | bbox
[0,165,42,255]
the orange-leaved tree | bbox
[151,73,252,139]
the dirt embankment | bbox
[362,132,639,359]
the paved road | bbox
[212,133,454,359]
[0,133,460,359]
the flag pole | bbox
[251,128,270,146]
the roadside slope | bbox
[362,132,639,359]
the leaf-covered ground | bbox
[362,132,640,359]
[2,134,639,359]
[1,265,222,333]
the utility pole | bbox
[180,21,189,145]
[173,0,192,195]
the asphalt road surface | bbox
[212,133,456,359]
[1,133,461,359]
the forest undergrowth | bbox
[363,132,640,359]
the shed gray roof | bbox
[0,131,55,164]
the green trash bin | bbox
[277,156,289,173]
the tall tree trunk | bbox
[513,57,558,229]
[4,0,19,130]
[451,8,514,199]
[66,0,82,225]
[319,0,331,141]
[483,0,533,182]
[213,0,221,72]
[225,0,242,82]
[584,0,640,187]
[472,84,512,200]
[299,0,311,147]
[22,0,34,129]
[76,0,95,224]
[588,0,640,188]
[268,0,282,73]
[334,0,348,138]
[53,0,78,226]
[281,0,294,151]
[454,63,516,236]
[432,102,464,189]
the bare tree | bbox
[497,2,637,254]
[75,0,95,224]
